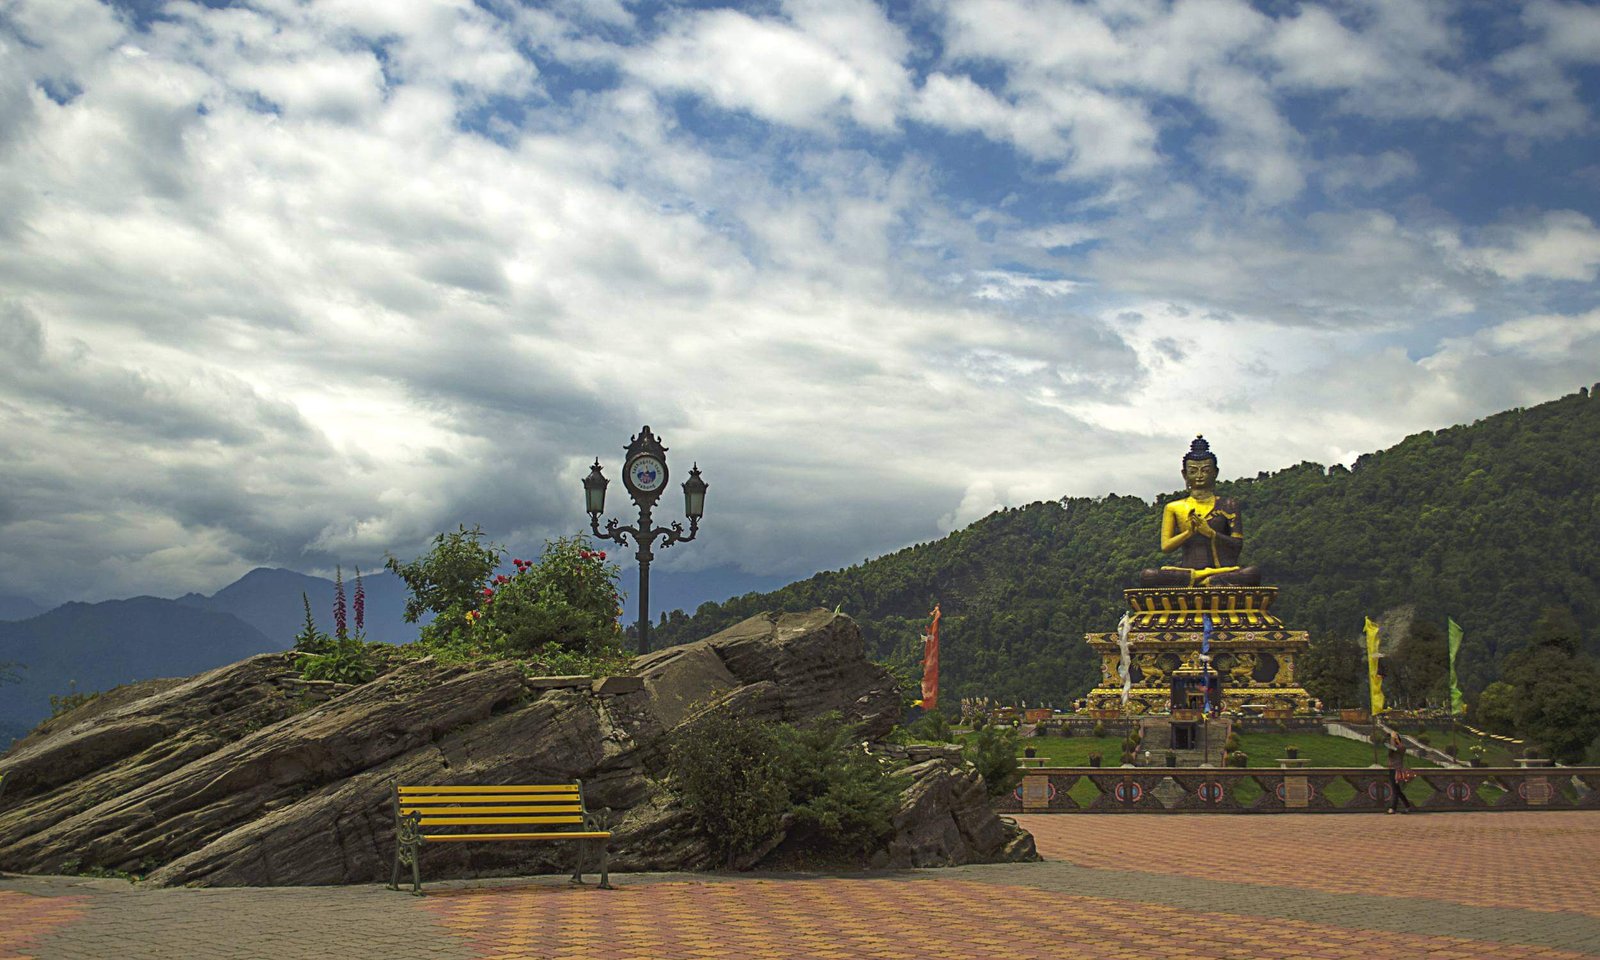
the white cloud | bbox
[971,270,1082,301]
[0,0,1595,611]
[1460,211,1600,283]
[625,0,911,131]
[1319,150,1419,194]
[1523,1,1600,63]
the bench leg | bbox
[570,838,587,885]
[597,839,612,890]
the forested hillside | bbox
[649,387,1600,707]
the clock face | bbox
[627,455,666,494]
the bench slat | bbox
[398,803,585,809]
[400,797,579,807]
[420,831,611,842]
[413,816,586,826]
[399,785,579,795]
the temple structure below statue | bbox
[1084,586,1314,715]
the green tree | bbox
[1473,681,1517,734]
[1298,632,1365,708]
[0,660,21,686]
[1502,606,1600,763]
[385,524,503,646]
[1390,619,1449,708]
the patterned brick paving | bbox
[1,812,1597,959]
[1023,811,1600,917]
[420,876,1598,960]
[0,890,88,959]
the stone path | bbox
[2,811,1597,959]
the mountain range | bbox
[0,562,786,747]
[0,569,427,747]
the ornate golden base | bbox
[1081,587,1314,716]
[1086,685,1315,716]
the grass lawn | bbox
[1006,735,1128,766]
[1232,732,1441,768]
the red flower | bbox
[598,551,606,560]
[481,588,494,597]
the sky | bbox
[1,0,1598,614]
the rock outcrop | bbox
[0,609,1035,885]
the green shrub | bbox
[778,713,901,859]
[385,529,628,670]
[962,725,1021,798]
[292,591,377,684]
[1227,751,1249,768]
[1224,733,1242,753]
[1092,721,1106,738]
[297,639,378,685]
[665,707,791,868]
[475,537,625,657]
[907,710,954,743]
[48,689,99,719]
[666,708,908,867]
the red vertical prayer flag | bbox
[921,604,941,713]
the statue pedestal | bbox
[1084,586,1314,716]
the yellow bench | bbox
[390,781,613,895]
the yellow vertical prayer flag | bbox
[1365,617,1385,715]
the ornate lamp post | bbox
[583,425,706,655]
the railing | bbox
[995,767,1600,813]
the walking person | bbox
[1386,729,1415,814]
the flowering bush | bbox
[473,537,624,658]
[387,527,627,670]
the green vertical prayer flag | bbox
[1447,618,1466,715]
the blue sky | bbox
[0,0,1597,615]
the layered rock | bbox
[0,609,1035,886]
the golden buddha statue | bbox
[1139,435,1261,587]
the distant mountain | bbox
[0,567,432,746]
[649,387,1600,708]
[173,567,428,649]
[0,598,278,747]
[0,595,45,621]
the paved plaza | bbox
[3,811,1598,959]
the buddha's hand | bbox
[1190,516,1217,539]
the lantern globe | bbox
[583,459,609,515]
[682,463,707,519]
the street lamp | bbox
[583,425,706,655]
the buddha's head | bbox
[1182,435,1218,493]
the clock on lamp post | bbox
[583,425,707,654]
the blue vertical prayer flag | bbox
[1201,614,1213,713]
